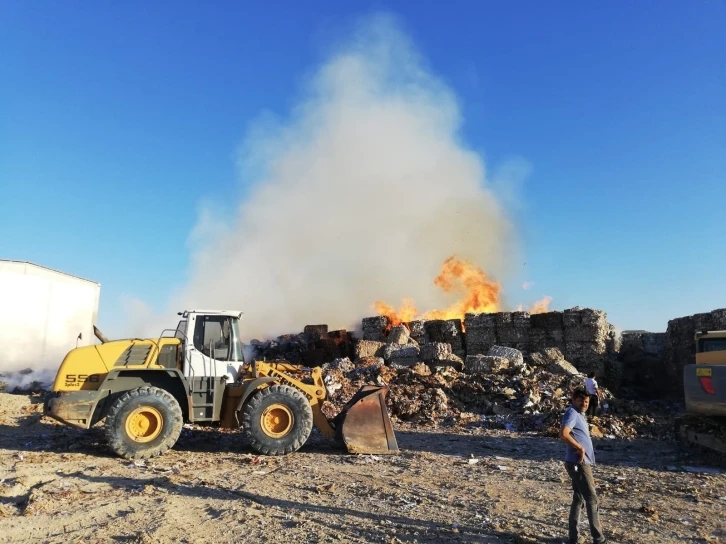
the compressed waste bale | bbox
[606,324,621,354]
[425,319,465,358]
[382,344,420,361]
[317,338,342,359]
[664,308,726,392]
[425,319,464,341]
[564,342,607,375]
[430,355,464,372]
[563,308,609,343]
[495,312,531,344]
[487,345,524,368]
[464,313,497,356]
[465,355,508,374]
[303,324,328,341]
[408,320,428,345]
[548,359,581,376]
[327,329,353,359]
[420,342,452,362]
[526,347,566,367]
[529,327,565,351]
[390,357,419,369]
[386,325,410,345]
[530,311,563,331]
[354,340,385,359]
[465,312,496,329]
[362,316,389,341]
[563,307,584,328]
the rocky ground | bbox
[1,392,724,544]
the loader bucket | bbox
[333,385,399,454]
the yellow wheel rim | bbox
[260,403,293,438]
[125,406,163,443]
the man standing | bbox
[560,387,606,544]
[584,373,603,417]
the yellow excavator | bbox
[44,310,398,459]
[676,330,726,458]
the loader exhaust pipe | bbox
[93,325,109,344]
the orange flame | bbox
[373,256,502,326]
[528,296,552,314]
[517,295,553,314]
[374,298,419,328]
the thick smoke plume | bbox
[167,16,518,340]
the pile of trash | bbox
[319,346,673,440]
[248,325,354,366]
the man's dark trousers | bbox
[564,462,605,544]
[586,395,599,416]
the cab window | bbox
[194,316,231,360]
[698,338,726,353]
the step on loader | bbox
[44,310,399,459]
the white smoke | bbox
[155,15,520,340]
[0,369,55,392]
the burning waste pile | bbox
[248,257,620,380]
[230,256,666,440]
[318,341,666,441]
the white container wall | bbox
[0,261,100,372]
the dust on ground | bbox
[1,392,724,544]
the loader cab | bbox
[176,310,245,383]
[695,330,726,366]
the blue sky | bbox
[1,1,724,334]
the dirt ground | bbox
[1,392,724,544]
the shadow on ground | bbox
[38,470,565,543]
[0,418,713,472]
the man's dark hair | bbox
[588,372,596,378]
[572,386,588,400]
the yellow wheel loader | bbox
[44,310,399,459]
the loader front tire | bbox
[105,387,183,460]
[242,385,313,455]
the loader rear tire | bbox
[105,387,183,460]
[242,385,313,455]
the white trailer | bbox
[0,260,101,373]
